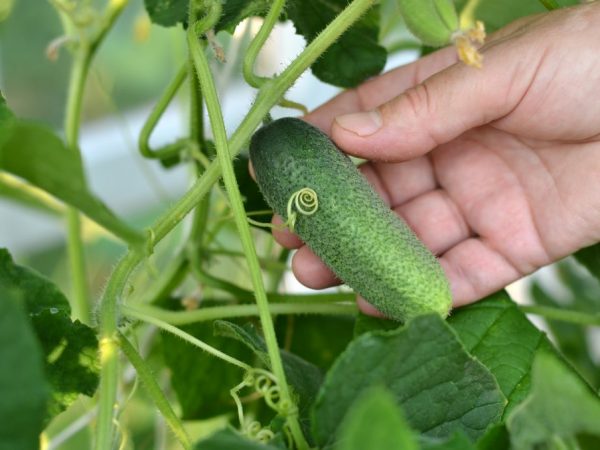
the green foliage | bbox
[574,243,600,283]
[144,0,189,27]
[507,353,600,449]
[335,386,419,450]
[312,315,506,448]
[0,249,99,423]
[194,427,284,449]
[0,102,143,245]
[448,291,556,416]
[160,314,249,420]
[0,288,49,450]
[215,321,323,421]
[286,0,387,87]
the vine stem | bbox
[519,305,600,327]
[95,0,375,445]
[123,305,251,370]
[243,0,286,87]
[118,333,192,450]
[188,26,309,449]
[122,302,356,326]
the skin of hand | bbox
[268,2,600,316]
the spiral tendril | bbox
[286,187,319,232]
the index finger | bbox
[304,45,458,134]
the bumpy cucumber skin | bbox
[250,118,451,322]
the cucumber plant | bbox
[1,1,599,450]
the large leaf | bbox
[335,386,419,450]
[312,314,506,448]
[276,314,356,371]
[507,353,600,449]
[160,316,249,420]
[448,291,555,416]
[0,248,100,423]
[286,0,387,87]
[0,288,49,450]
[0,105,143,245]
[194,427,284,450]
[215,320,323,424]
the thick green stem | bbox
[188,31,309,449]
[519,305,600,327]
[96,0,374,444]
[118,333,192,450]
[123,302,357,326]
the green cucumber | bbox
[249,117,451,322]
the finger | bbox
[394,189,472,256]
[439,237,522,307]
[331,38,542,161]
[272,215,303,249]
[291,246,340,289]
[356,296,386,318]
[362,156,437,208]
[304,45,459,134]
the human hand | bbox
[271,2,600,314]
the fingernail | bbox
[335,110,382,137]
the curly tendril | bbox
[246,187,319,232]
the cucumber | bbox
[249,117,451,322]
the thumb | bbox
[331,43,537,161]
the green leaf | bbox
[286,0,387,87]
[335,386,419,450]
[31,310,99,421]
[215,320,323,429]
[216,0,271,33]
[448,291,555,416]
[159,307,249,419]
[0,111,143,245]
[353,310,401,337]
[277,314,356,371]
[421,433,476,450]
[0,249,100,422]
[194,427,284,450]
[0,288,49,450]
[0,248,70,315]
[476,424,510,450]
[312,315,506,448]
[143,0,189,27]
[574,243,600,284]
[507,353,600,449]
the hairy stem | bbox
[123,302,357,326]
[118,333,192,450]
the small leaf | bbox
[286,0,387,87]
[194,427,283,450]
[335,386,419,450]
[143,0,189,27]
[216,0,271,34]
[312,315,506,448]
[0,107,143,245]
[0,288,49,450]
[449,290,562,416]
[507,353,600,449]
